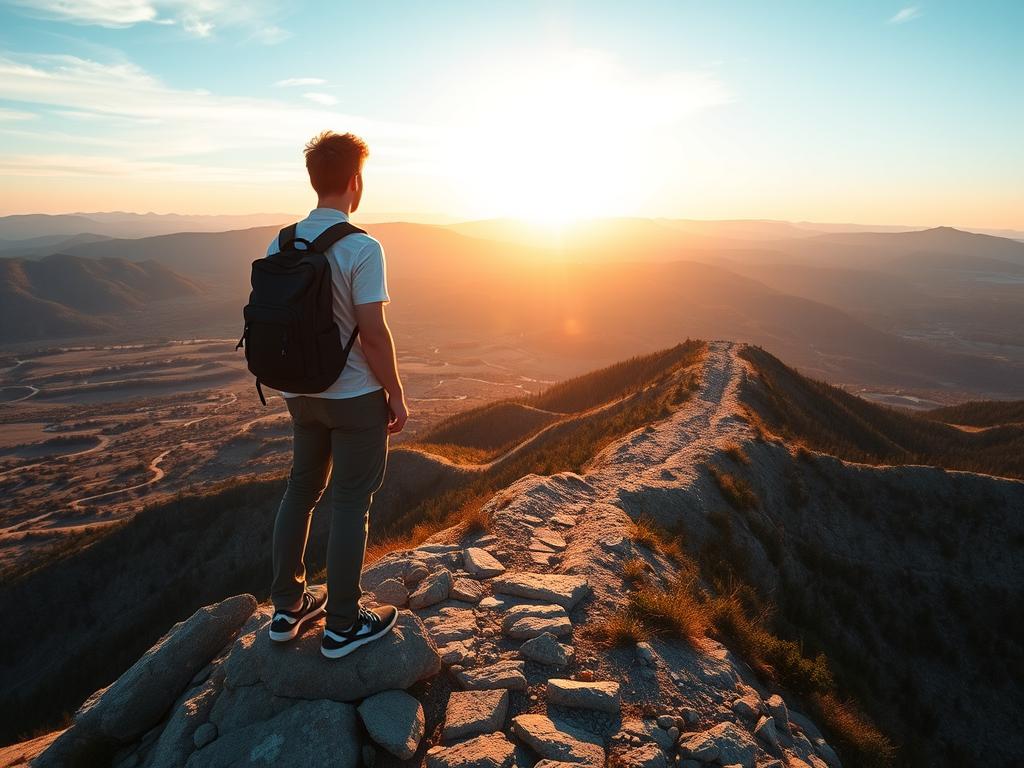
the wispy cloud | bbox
[0,107,38,121]
[0,52,427,183]
[302,92,337,106]
[275,77,326,88]
[7,0,158,27]
[888,6,922,24]
[7,0,290,42]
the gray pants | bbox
[270,388,389,631]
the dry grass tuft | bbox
[708,465,758,510]
[627,516,686,564]
[812,692,897,768]
[631,575,711,643]
[590,609,650,647]
[623,556,649,582]
[723,442,751,465]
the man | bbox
[266,130,409,659]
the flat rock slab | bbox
[491,573,589,611]
[519,632,574,667]
[451,578,484,603]
[228,610,440,701]
[410,568,453,610]
[185,698,360,768]
[533,529,567,550]
[547,679,621,713]
[511,714,604,767]
[530,552,556,567]
[529,539,558,553]
[358,689,424,760]
[427,732,516,768]
[464,548,506,578]
[424,607,478,645]
[549,514,576,527]
[443,689,509,741]
[455,660,527,691]
[502,604,571,640]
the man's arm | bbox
[354,301,408,434]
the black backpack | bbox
[236,221,367,405]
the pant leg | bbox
[270,396,332,610]
[320,389,390,631]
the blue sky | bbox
[0,1,1021,228]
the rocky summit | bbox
[20,343,858,768]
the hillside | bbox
[5,341,1021,768]
[49,221,1024,399]
[0,254,203,342]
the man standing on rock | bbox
[266,131,408,658]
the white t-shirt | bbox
[264,207,390,399]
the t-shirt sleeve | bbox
[352,239,391,305]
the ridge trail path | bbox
[382,339,822,765]
[412,341,746,475]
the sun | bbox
[434,49,686,225]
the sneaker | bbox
[321,604,398,659]
[269,586,328,642]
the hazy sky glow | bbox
[0,1,1021,228]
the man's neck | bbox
[315,196,352,215]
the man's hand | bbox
[387,395,409,434]
[355,300,408,434]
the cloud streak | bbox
[888,6,922,24]
[275,77,327,87]
[0,52,428,185]
[7,0,290,42]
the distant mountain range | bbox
[0,253,203,342]
[1,216,1022,398]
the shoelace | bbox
[275,591,311,620]
[356,605,381,626]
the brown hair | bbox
[303,131,369,196]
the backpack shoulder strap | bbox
[310,221,367,253]
[277,223,298,251]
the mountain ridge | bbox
[6,341,1021,767]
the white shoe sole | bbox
[320,610,398,659]
[268,603,327,642]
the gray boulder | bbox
[519,632,573,667]
[357,690,424,760]
[36,595,256,768]
[86,595,256,742]
[226,610,440,701]
[184,698,360,768]
[145,669,223,768]
[678,722,756,768]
